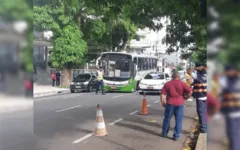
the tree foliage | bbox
[208,0,240,69]
[38,0,207,62]
[34,2,87,69]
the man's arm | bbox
[183,83,192,99]
[160,85,167,107]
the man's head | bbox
[195,62,205,71]
[172,71,180,80]
[187,68,192,74]
[224,64,237,77]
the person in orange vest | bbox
[211,72,220,98]
[51,72,56,87]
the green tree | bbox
[176,65,184,71]
[208,0,240,69]
[34,2,87,85]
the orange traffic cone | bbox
[94,104,108,136]
[141,93,148,115]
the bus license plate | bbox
[147,86,153,89]
[111,86,116,89]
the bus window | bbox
[138,58,142,71]
[133,57,137,64]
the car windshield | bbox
[144,73,165,80]
[73,74,91,82]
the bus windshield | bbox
[100,54,133,81]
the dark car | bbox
[70,73,97,93]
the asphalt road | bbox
[0,97,36,150]
[32,91,197,150]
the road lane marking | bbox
[129,110,138,115]
[73,133,93,144]
[55,105,82,112]
[147,105,151,107]
[154,101,159,104]
[112,95,124,99]
[109,118,123,125]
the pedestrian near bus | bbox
[51,72,56,87]
[96,66,105,95]
[192,62,207,133]
[160,71,192,141]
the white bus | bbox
[96,52,158,92]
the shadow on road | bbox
[98,137,135,150]
[123,118,189,135]
[116,122,161,137]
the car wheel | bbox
[71,90,75,93]
[139,91,143,95]
[88,85,93,92]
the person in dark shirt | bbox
[160,71,192,141]
[55,71,61,86]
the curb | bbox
[34,89,69,98]
[195,133,207,150]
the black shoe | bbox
[173,137,178,141]
[102,93,105,95]
[161,134,167,138]
[200,130,207,133]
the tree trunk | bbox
[61,68,72,87]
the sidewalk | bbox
[34,84,69,98]
[0,94,32,114]
[208,114,228,150]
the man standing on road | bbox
[96,66,105,95]
[160,71,192,141]
[192,63,207,133]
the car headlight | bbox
[83,82,89,85]
[70,82,74,85]
[161,82,165,85]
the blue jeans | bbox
[96,80,104,94]
[162,104,184,138]
[196,99,207,132]
[225,116,240,150]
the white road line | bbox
[147,105,151,107]
[55,105,82,112]
[72,133,93,144]
[154,101,159,104]
[112,95,124,99]
[109,118,123,125]
[129,110,138,115]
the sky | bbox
[130,18,181,64]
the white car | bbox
[138,72,170,94]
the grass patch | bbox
[182,117,200,150]
[57,85,69,88]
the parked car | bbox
[70,73,97,93]
[138,72,170,94]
